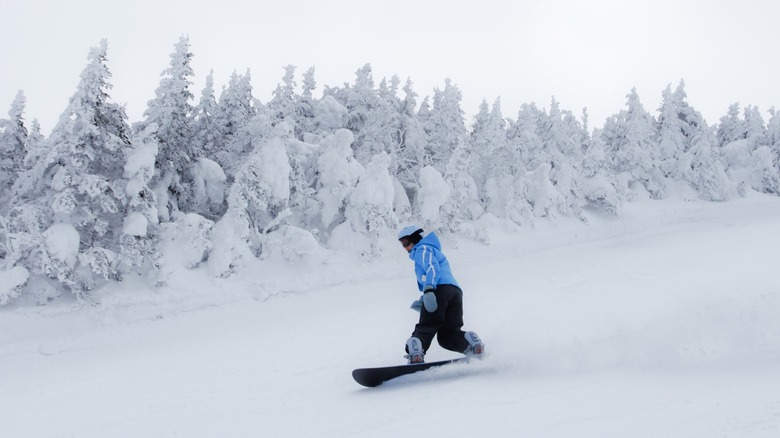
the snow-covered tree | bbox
[537,97,587,219]
[417,165,450,231]
[604,87,666,199]
[10,40,131,298]
[212,70,256,174]
[470,97,509,195]
[0,91,28,210]
[580,130,623,214]
[315,129,364,235]
[192,70,222,160]
[143,36,196,218]
[345,152,397,257]
[267,65,298,127]
[208,121,294,276]
[334,64,399,167]
[297,66,318,140]
[717,103,743,148]
[394,78,425,205]
[119,124,160,273]
[657,81,728,200]
[424,79,468,173]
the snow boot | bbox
[405,336,425,364]
[464,331,485,358]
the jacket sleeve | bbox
[413,244,441,290]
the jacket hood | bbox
[416,231,441,251]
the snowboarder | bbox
[397,225,485,364]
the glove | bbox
[410,298,423,313]
[422,286,438,313]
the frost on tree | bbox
[603,88,666,200]
[209,122,293,276]
[720,106,780,196]
[580,131,623,215]
[120,125,160,272]
[267,65,298,128]
[345,152,397,257]
[9,40,132,298]
[211,70,257,175]
[315,129,364,236]
[424,79,468,173]
[192,70,221,160]
[394,78,425,206]
[332,64,400,167]
[658,81,728,201]
[417,165,450,230]
[0,91,28,205]
[143,36,196,218]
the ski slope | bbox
[2,195,780,437]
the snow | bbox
[2,196,780,437]
[0,266,29,304]
[42,223,80,269]
[122,212,148,237]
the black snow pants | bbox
[410,284,470,354]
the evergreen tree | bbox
[335,64,398,166]
[580,130,623,214]
[143,35,196,218]
[345,152,397,257]
[192,70,221,159]
[297,66,318,140]
[717,103,743,147]
[0,91,28,210]
[267,65,298,127]
[315,129,364,235]
[212,70,256,174]
[657,81,728,200]
[471,98,530,224]
[424,79,468,173]
[120,125,160,273]
[604,87,666,199]
[11,40,131,297]
[394,78,425,205]
[537,97,587,219]
[742,105,766,142]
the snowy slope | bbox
[2,196,780,437]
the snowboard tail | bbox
[352,357,469,387]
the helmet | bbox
[397,225,423,241]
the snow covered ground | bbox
[2,195,780,437]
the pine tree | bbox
[537,97,587,219]
[717,103,743,147]
[335,64,398,166]
[0,91,28,210]
[212,70,257,175]
[315,129,364,235]
[143,35,196,218]
[604,87,666,199]
[424,79,468,173]
[395,78,425,203]
[267,65,298,127]
[192,70,221,159]
[11,40,132,297]
[345,152,397,257]
[657,81,728,200]
[297,66,318,140]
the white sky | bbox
[2,0,778,135]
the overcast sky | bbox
[2,0,778,135]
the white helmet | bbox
[397,225,423,241]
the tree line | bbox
[0,36,778,304]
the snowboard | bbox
[352,357,469,387]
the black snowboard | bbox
[352,357,469,387]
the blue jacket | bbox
[408,232,460,291]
